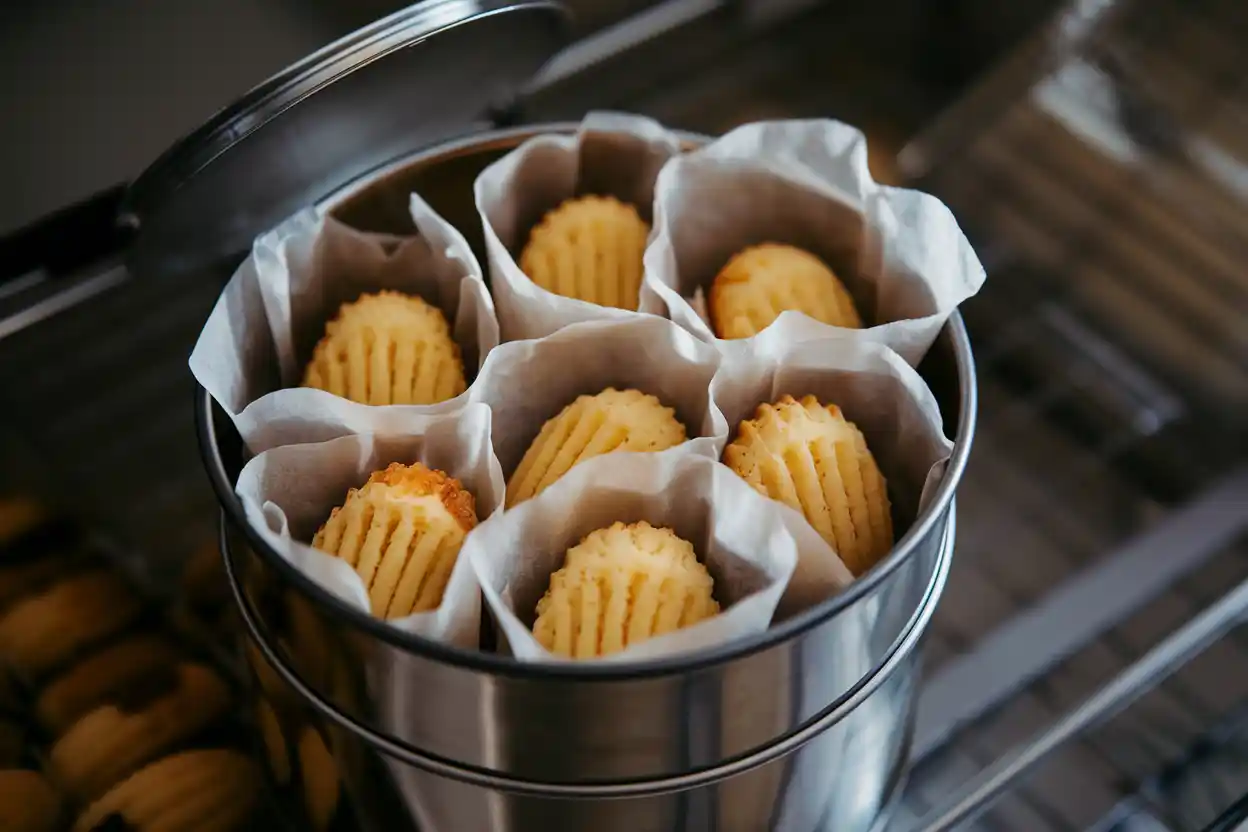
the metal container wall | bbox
[199,126,977,831]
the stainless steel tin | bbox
[197,125,977,832]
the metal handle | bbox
[1,184,133,342]
[904,573,1248,832]
[222,506,953,798]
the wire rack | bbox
[891,0,1248,827]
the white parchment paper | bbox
[641,119,986,366]
[189,196,499,453]
[712,331,955,616]
[466,316,727,487]
[465,452,799,663]
[473,111,683,341]
[234,404,504,646]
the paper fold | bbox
[465,452,799,663]
[473,111,683,341]
[641,118,985,365]
[711,331,954,616]
[467,316,727,489]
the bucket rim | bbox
[195,121,978,682]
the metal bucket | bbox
[196,124,977,832]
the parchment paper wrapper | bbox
[467,316,727,492]
[473,111,682,341]
[465,452,798,663]
[234,403,504,646]
[642,119,986,365]
[712,331,954,616]
[190,196,499,453]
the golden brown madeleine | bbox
[35,635,183,736]
[302,290,466,406]
[50,662,232,801]
[298,727,340,832]
[0,770,63,832]
[507,388,687,508]
[519,195,650,309]
[0,570,143,679]
[709,243,862,339]
[72,749,262,832]
[723,394,892,574]
[312,462,477,619]
[533,522,719,659]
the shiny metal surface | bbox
[197,125,975,828]
[907,571,1248,832]
[122,0,568,278]
[228,506,953,829]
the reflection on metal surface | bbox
[0,265,128,342]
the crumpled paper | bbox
[234,403,504,646]
[473,111,683,341]
[190,196,499,453]
[712,329,955,616]
[641,119,985,365]
[464,452,799,663]
[466,316,728,488]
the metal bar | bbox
[906,574,1248,832]
[913,464,1248,761]
[1087,797,1179,832]
[0,264,128,342]
[526,0,726,91]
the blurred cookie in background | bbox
[0,497,48,550]
[50,662,232,801]
[0,569,144,680]
[35,634,184,736]
[0,769,63,832]
[0,717,25,768]
[72,748,263,832]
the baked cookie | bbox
[35,635,183,736]
[0,770,62,832]
[507,388,686,507]
[313,462,477,619]
[303,291,466,406]
[50,662,232,801]
[72,749,262,832]
[709,243,862,339]
[298,727,340,832]
[533,522,719,659]
[0,570,143,679]
[519,195,649,309]
[723,394,892,574]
